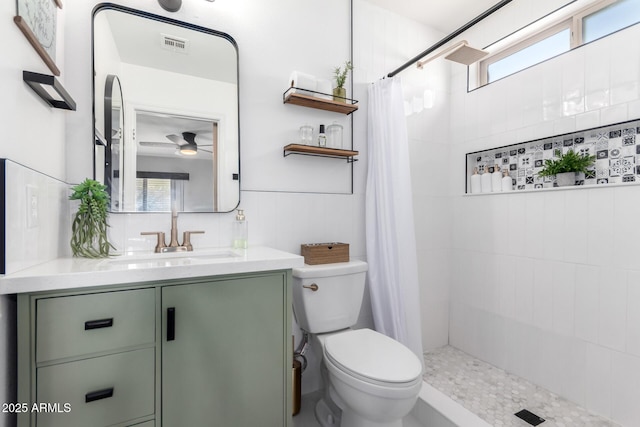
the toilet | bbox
[292,260,423,427]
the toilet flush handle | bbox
[303,283,319,292]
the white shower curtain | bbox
[366,77,424,363]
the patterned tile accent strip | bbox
[466,119,640,192]
[423,346,619,427]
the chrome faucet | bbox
[141,211,204,253]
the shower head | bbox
[444,43,488,65]
[417,40,488,68]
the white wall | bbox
[0,2,70,425]
[354,0,452,351]
[449,12,640,427]
[63,0,370,399]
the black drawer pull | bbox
[85,387,114,403]
[84,318,114,330]
[167,307,175,341]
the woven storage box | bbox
[300,242,349,265]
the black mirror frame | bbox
[91,2,241,213]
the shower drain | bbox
[514,409,545,426]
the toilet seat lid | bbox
[324,329,422,384]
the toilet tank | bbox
[292,260,368,334]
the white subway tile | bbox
[611,352,640,426]
[563,190,588,264]
[628,99,640,119]
[598,268,628,352]
[533,260,553,331]
[575,265,600,344]
[514,257,534,325]
[585,343,612,419]
[586,189,615,267]
[562,338,587,408]
[601,103,628,124]
[498,255,517,320]
[575,110,601,130]
[627,271,640,357]
[542,192,565,261]
[552,262,575,336]
[524,192,545,258]
[507,195,526,257]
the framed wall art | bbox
[14,0,62,76]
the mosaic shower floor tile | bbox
[423,346,619,427]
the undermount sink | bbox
[104,249,242,268]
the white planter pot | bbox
[556,172,576,187]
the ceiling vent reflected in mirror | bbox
[161,34,189,53]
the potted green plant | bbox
[333,60,353,103]
[69,178,116,258]
[538,149,595,187]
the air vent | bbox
[161,34,189,53]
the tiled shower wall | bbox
[467,119,640,191]
[450,17,640,427]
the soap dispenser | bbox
[501,170,513,192]
[491,164,502,192]
[470,167,482,194]
[318,124,327,147]
[481,166,492,193]
[232,209,248,249]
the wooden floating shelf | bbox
[283,144,359,162]
[283,88,358,115]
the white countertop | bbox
[0,246,304,295]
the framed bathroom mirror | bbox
[92,4,240,212]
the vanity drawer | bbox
[36,288,155,362]
[36,348,155,427]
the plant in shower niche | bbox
[537,149,595,187]
[332,60,353,102]
[69,178,116,258]
[538,149,595,176]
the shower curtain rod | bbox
[386,0,514,78]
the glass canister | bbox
[326,122,343,149]
[299,124,314,145]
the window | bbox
[581,0,640,43]
[484,24,571,84]
[136,178,185,212]
[478,0,640,86]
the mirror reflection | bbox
[93,4,240,212]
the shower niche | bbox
[466,118,640,193]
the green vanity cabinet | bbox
[162,272,292,427]
[17,270,292,427]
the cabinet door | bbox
[162,274,289,427]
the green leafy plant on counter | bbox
[69,178,116,258]
[537,149,595,177]
[333,60,354,89]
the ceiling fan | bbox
[139,131,213,155]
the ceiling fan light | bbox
[180,144,198,155]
